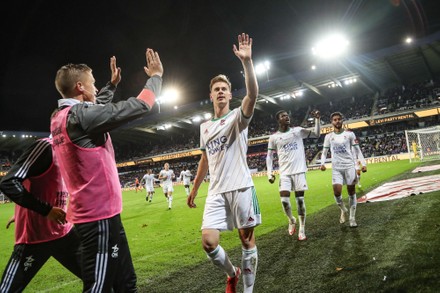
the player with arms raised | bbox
[266,109,321,241]
[320,112,367,227]
[187,33,260,293]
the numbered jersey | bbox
[159,170,174,185]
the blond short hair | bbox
[55,63,91,98]
[209,74,231,91]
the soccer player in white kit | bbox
[179,167,192,196]
[159,163,175,209]
[187,33,260,293]
[266,109,321,241]
[320,112,367,227]
[141,169,155,202]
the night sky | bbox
[1,0,439,132]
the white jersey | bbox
[323,130,358,170]
[268,127,310,175]
[159,170,174,185]
[200,107,254,194]
[180,170,192,185]
[142,174,155,188]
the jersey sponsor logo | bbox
[204,128,209,134]
[332,144,348,154]
[206,135,229,155]
[281,141,298,151]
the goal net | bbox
[405,126,440,163]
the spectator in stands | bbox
[50,49,163,292]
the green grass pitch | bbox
[1,159,438,292]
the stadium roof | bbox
[109,32,440,145]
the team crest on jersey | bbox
[204,128,209,134]
[220,119,226,125]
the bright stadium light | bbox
[255,60,271,81]
[192,116,202,123]
[405,37,413,44]
[204,113,212,120]
[312,33,349,59]
[157,87,180,113]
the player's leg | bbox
[112,222,137,293]
[202,193,237,292]
[167,186,174,209]
[0,244,50,292]
[356,169,362,187]
[150,190,154,202]
[293,173,308,241]
[332,169,348,223]
[75,215,126,292]
[184,184,190,196]
[235,187,260,293]
[51,229,82,278]
[346,168,358,227]
[279,175,296,235]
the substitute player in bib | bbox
[320,112,367,227]
[141,170,155,202]
[266,109,321,241]
[188,33,260,293]
[159,163,175,209]
[51,49,163,292]
[179,167,193,197]
[0,138,81,292]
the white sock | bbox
[349,194,357,219]
[168,196,173,208]
[295,197,306,230]
[280,197,295,223]
[242,246,258,293]
[207,245,236,277]
[185,187,190,196]
[334,195,347,211]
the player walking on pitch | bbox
[188,33,260,293]
[179,167,193,197]
[159,163,175,209]
[141,169,155,202]
[266,109,321,240]
[320,112,367,227]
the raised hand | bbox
[46,207,67,225]
[233,33,252,61]
[310,110,321,119]
[110,56,122,86]
[144,48,163,78]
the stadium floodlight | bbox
[157,88,180,113]
[192,116,202,123]
[255,60,271,80]
[312,33,349,59]
[311,65,316,70]
[405,37,413,44]
[204,113,212,119]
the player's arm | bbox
[188,151,209,208]
[353,145,367,172]
[320,135,330,171]
[95,56,121,105]
[266,149,276,183]
[79,49,163,134]
[0,140,53,216]
[234,33,258,118]
[309,110,321,138]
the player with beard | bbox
[320,112,367,227]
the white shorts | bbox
[162,183,174,193]
[183,180,191,187]
[332,167,358,186]
[202,186,262,231]
[279,173,308,192]
[145,185,154,192]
